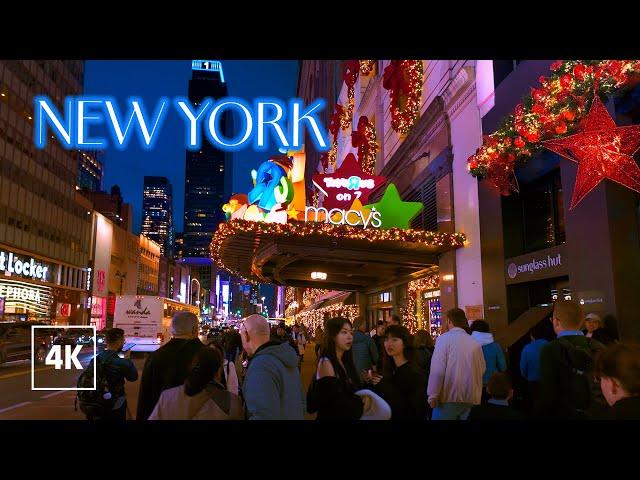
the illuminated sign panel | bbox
[0,250,50,281]
[312,153,386,211]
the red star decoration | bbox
[543,95,640,210]
[312,153,386,210]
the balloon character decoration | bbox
[223,151,307,224]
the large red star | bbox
[312,153,386,210]
[543,95,640,210]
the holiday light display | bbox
[360,60,376,76]
[211,219,466,279]
[542,95,640,209]
[402,275,439,334]
[297,304,360,336]
[303,288,330,307]
[467,60,640,194]
[352,115,378,175]
[382,60,424,135]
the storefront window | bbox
[504,168,566,256]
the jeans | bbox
[431,402,474,420]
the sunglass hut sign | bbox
[0,250,50,281]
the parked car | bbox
[52,330,77,347]
[0,322,53,365]
[96,331,107,351]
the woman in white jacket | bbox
[149,346,243,420]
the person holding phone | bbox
[92,328,138,420]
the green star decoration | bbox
[365,183,423,229]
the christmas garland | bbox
[382,60,424,136]
[360,60,376,76]
[352,115,379,175]
[467,60,640,194]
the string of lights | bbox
[211,219,466,282]
[401,275,440,334]
[382,60,424,136]
[297,304,360,336]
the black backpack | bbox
[75,352,117,419]
[556,337,607,419]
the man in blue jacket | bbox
[240,314,305,420]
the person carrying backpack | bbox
[535,300,606,420]
[76,328,138,421]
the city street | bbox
[0,349,146,420]
[0,343,318,420]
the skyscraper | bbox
[182,60,232,302]
[142,176,173,257]
[0,60,93,325]
[183,60,231,260]
[77,149,104,191]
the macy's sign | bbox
[304,206,382,229]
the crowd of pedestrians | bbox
[77,299,640,421]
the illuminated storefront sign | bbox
[57,303,71,317]
[312,153,386,210]
[304,206,382,229]
[0,250,50,281]
[0,279,52,317]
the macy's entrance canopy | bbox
[212,219,464,291]
[211,151,465,291]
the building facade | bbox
[137,235,160,296]
[81,185,132,230]
[291,60,485,337]
[142,176,173,257]
[0,60,93,325]
[476,60,640,345]
[77,149,104,192]
[183,60,231,259]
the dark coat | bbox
[469,402,526,420]
[372,362,427,420]
[414,346,433,380]
[535,335,606,419]
[611,396,640,420]
[307,375,364,420]
[136,338,204,420]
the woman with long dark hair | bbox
[307,317,372,419]
[368,325,427,420]
[148,347,244,420]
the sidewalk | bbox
[301,342,317,420]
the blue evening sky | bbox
[83,60,301,234]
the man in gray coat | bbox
[240,314,305,420]
[351,318,379,375]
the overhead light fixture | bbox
[442,274,454,281]
[311,271,327,280]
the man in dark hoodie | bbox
[241,314,305,420]
[136,312,204,420]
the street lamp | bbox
[115,271,126,295]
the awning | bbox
[318,291,353,308]
[495,305,553,348]
[211,220,466,292]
